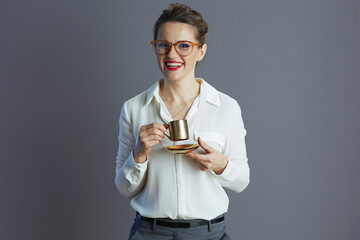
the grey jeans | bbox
[128,215,231,240]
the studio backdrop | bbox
[1,0,359,239]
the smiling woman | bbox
[115,3,250,240]
[153,21,207,84]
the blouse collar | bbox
[145,78,220,107]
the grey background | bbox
[1,0,359,239]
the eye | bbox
[178,42,191,49]
[157,41,168,48]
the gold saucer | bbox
[165,144,199,154]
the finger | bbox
[141,123,166,132]
[147,139,162,147]
[199,165,210,171]
[141,135,162,147]
[187,153,212,171]
[198,137,213,153]
[144,128,165,138]
[149,135,162,142]
[151,123,167,132]
[194,161,210,171]
[187,152,209,162]
[187,156,206,170]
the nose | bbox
[167,44,179,58]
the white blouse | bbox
[115,78,250,220]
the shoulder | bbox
[202,79,241,113]
[122,81,157,111]
[123,90,147,110]
[217,91,241,112]
[120,90,148,124]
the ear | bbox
[197,44,207,61]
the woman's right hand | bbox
[133,123,167,163]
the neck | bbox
[160,78,200,104]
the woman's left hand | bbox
[187,137,228,175]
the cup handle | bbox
[164,132,170,139]
[163,123,170,139]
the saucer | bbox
[165,144,199,154]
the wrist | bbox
[214,155,228,175]
[133,150,147,164]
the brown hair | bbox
[153,3,208,45]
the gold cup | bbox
[164,120,189,141]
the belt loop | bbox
[152,218,157,231]
[208,220,212,232]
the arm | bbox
[115,102,167,198]
[213,104,250,192]
[188,104,250,193]
[114,102,148,199]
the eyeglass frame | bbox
[150,40,203,57]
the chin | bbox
[161,71,183,81]
[163,77,181,82]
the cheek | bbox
[185,51,200,67]
[156,56,165,68]
[185,57,197,68]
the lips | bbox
[165,61,183,71]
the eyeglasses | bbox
[150,40,203,57]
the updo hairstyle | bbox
[153,3,209,45]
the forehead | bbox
[157,22,198,42]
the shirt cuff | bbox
[210,156,239,185]
[122,151,148,184]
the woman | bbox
[115,3,250,240]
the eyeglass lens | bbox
[154,41,192,56]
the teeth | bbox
[166,62,183,67]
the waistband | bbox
[136,212,225,228]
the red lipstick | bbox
[165,61,183,71]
